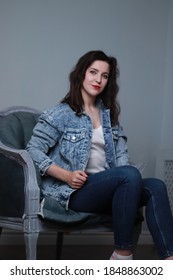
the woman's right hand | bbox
[46,164,88,189]
[65,170,88,189]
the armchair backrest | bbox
[0,109,40,149]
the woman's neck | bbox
[82,90,97,109]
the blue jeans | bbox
[69,165,173,259]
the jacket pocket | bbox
[112,128,119,140]
[112,126,127,141]
[60,128,86,164]
[62,129,86,143]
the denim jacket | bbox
[26,100,129,210]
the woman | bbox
[26,50,173,260]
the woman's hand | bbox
[46,164,88,189]
[65,170,88,189]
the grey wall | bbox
[0,0,172,178]
[160,0,173,150]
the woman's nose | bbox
[96,75,102,84]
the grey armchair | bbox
[0,106,143,260]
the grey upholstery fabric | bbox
[0,111,39,149]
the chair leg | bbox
[0,227,2,236]
[56,232,64,259]
[24,232,39,260]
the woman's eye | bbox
[90,70,96,75]
[103,74,109,79]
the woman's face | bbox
[81,60,110,100]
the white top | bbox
[85,125,106,174]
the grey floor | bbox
[0,244,159,260]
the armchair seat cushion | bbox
[40,195,143,227]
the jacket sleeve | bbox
[26,111,62,175]
[115,125,130,166]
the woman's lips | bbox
[92,85,100,90]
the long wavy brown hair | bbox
[61,50,120,126]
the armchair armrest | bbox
[0,140,40,218]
